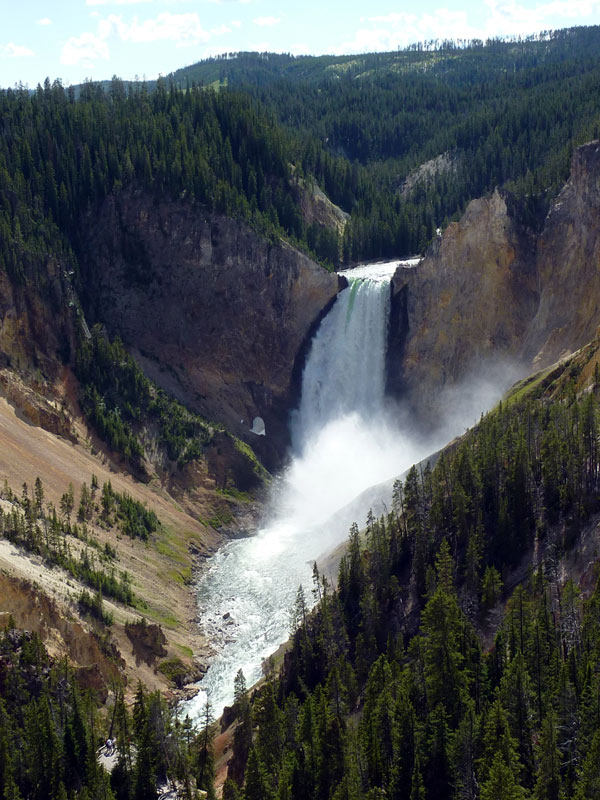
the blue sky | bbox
[3,0,600,88]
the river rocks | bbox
[80,188,341,467]
[388,141,600,422]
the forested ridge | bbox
[171,26,600,257]
[5,26,600,283]
[219,343,600,800]
[0,77,326,281]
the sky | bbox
[3,0,600,89]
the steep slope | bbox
[388,140,600,422]
[0,391,214,697]
[524,141,600,367]
[79,189,342,467]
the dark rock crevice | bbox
[288,275,348,413]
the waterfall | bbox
[292,264,394,449]
[184,259,424,719]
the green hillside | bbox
[224,340,600,800]
[169,27,600,258]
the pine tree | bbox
[575,728,600,799]
[420,581,469,723]
[410,752,426,800]
[533,710,563,800]
[244,748,274,800]
[480,751,526,800]
[196,698,215,795]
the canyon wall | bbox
[524,142,600,368]
[79,190,342,466]
[388,141,600,420]
[0,257,76,379]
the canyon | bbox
[4,138,600,708]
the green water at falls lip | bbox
[345,278,361,326]
[338,256,420,283]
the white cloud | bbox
[86,0,152,5]
[337,9,476,54]
[99,12,211,45]
[60,9,213,68]
[484,0,600,35]
[289,42,309,55]
[338,1,600,55]
[210,24,232,35]
[231,20,242,28]
[1,43,35,58]
[60,32,110,66]
[37,18,52,26]
[253,16,280,27]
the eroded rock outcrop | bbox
[524,141,600,367]
[296,178,350,236]
[388,189,537,414]
[388,141,600,421]
[0,259,75,378]
[0,574,122,694]
[0,252,82,442]
[80,190,342,466]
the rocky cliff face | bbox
[0,258,76,380]
[524,141,600,368]
[79,189,342,466]
[0,255,82,442]
[388,141,600,420]
[388,189,538,414]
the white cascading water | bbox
[291,263,393,445]
[184,259,424,719]
[184,256,508,719]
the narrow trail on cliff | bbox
[184,258,504,719]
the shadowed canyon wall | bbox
[79,189,342,466]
